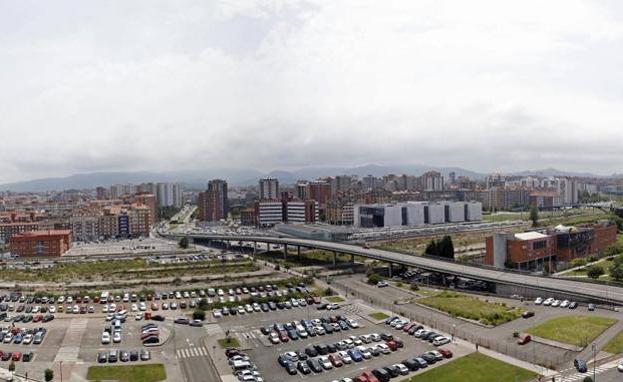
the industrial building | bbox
[352,201,482,228]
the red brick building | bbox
[485,221,617,270]
[10,230,72,257]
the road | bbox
[165,233,623,304]
[174,325,220,382]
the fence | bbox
[329,278,573,370]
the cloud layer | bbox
[1,0,623,183]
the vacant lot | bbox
[369,312,390,320]
[87,364,166,382]
[527,316,617,347]
[218,337,241,348]
[407,352,537,382]
[418,291,523,326]
[602,329,623,354]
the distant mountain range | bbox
[0,165,612,192]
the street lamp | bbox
[592,343,596,382]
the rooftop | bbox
[514,231,548,241]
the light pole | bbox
[60,360,63,382]
[592,343,596,382]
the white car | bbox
[212,310,222,318]
[357,346,372,359]
[338,351,352,364]
[551,300,561,307]
[543,298,554,306]
[347,319,359,328]
[534,297,543,305]
[617,361,623,372]
[135,313,143,321]
[376,343,391,354]
[22,334,33,345]
[49,306,56,313]
[560,300,570,308]
[113,331,121,343]
[394,364,409,375]
[101,332,111,344]
[433,336,451,346]
[318,356,333,370]
[131,304,138,312]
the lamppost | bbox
[59,360,63,382]
[592,343,596,382]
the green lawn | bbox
[368,312,390,320]
[418,291,523,326]
[527,316,617,347]
[406,352,537,382]
[218,337,241,348]
[603,329,623,354]
[326,296,345,303]
[87,364,166,382]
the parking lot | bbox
[213,297,473,382]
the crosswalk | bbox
[557,364,616,381]
[176,346,209,359]
[241,329,261,340]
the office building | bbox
[353,201,482,228]
[259,178,279,200]
[485,221,617,270]
[156,182,183,208]
[285,200,319,224]
[10,230,72,257]
[198,179,229,222]
[255,200,283,227]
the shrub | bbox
[44,369,54,382]
[192,309,206,321]
[367,274,382,285]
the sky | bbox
[1,0,623,183]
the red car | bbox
[12,352,21,361]
[278,330,289,343]
[403,322,417,332]
[356,372,380,382]
[386,340,399,351]
[438,348,453,358]
[329,353,343,367]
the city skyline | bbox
[2,1,623,182]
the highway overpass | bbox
[166,232,623,305]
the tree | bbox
[44,369,54,382]
[192,309,206,321]
[609,262,623,282]
[571,258,587,268]
[587,265,605,280]
[529,205,539,227]
[367,274,382,285]
[440,236,455,259]
[179,236,189,249]
[582,377,593,382]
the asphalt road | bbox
[174,325,220,382]
[171,233,623,304]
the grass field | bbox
[602,329,623,354]
[326,296,345,303]
[218,337,241,348]
[87,364,166,382]
[368,312,390,320]
[418,291,523,326]
[406,352,537,382]
[527,316,617,347]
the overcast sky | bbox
[1,0,623,183]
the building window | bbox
[533,240,546,250]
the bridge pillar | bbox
[333,251,337,267]
[284,245,288,260]
[253,242,257,257]
[297,246,301,259]
[388,262,393,277]
[350,254,355,264]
